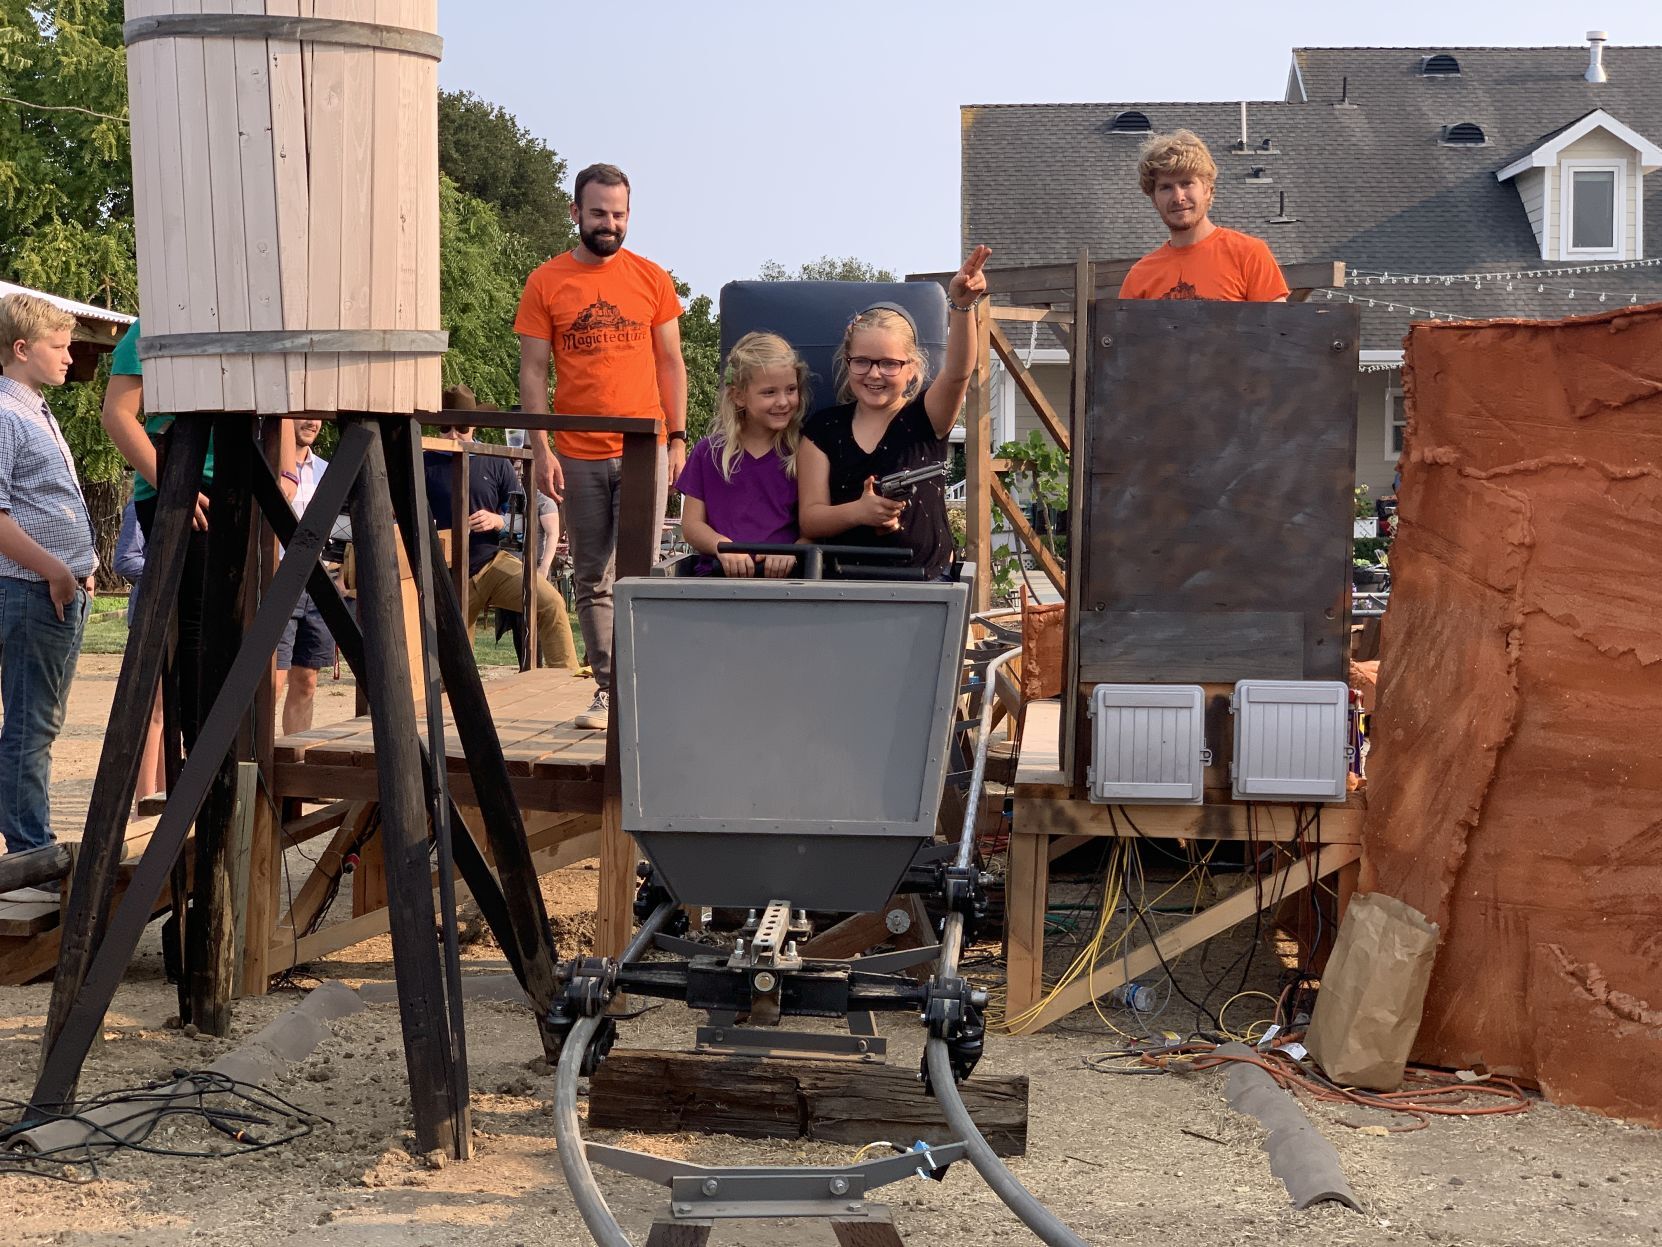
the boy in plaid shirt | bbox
[0,293,96,874]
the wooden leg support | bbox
[832,1209,906,1246]
[597,429,661,957]
[644,1220,711,1247]
[346,417,468,1158]
[31,423,363,1115]
[38,418,209,1102]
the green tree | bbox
[439,175,538,410]
[759,255,897,282]
[0,0,134,306]
[1,1,136,580]
[676,278,720,449]
[438,89,575,264]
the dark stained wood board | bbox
[1079,299,1359,685]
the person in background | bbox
[427,386,579,670]
[1118,129,1289,303]
[272,418,335,735]
[100,319,298,751]
[0,293,95,886]
[535,490,561,584]
[113,499,168,812]
[515,162,687,730]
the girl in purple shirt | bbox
[676,331,808,577]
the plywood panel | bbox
[1079,300,1358,684]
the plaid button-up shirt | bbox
[0,375,97,581]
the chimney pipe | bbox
[1586,30,1608,83]
[1240,101,1248,147]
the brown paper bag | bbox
[1305,892,1440,1091]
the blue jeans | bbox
[0,576,89,853]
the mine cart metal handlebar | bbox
[712,541,922,581]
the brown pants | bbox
[466,551,579,670]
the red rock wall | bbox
[1361,306,1662,1125]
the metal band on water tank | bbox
[138,329,450,359]
[123,15,444,60]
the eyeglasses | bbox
[846,356,908,377]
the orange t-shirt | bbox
[514,248,683,459]
[1117,227,1289,302]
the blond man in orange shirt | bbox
[1118,130,1289,303]
[516,163,687,730]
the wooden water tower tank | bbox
[123,0,444,415]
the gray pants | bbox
[559,444,667,691]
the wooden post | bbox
[1059,248,1092,785]
[597,429,660,957]
[343,416,467,1157]
[1003,830,1050,1024]
[964,300,992,614]
[187,414,259,1035]
[450,445,469,622]
[38,418,209,1099]
[383,419,565,1017]
[241,417,284,996]
[520,457,539,670]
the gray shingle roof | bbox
[962,44,1662,349]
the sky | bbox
[435,0,1662,301]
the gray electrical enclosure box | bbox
[612,575,970,911]
[1230,680,1352,802]
[1086,684,1209,804]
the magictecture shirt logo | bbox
[1159,280,1201,300]
[561,297,648,352]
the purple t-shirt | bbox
[675,437,798,571]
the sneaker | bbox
[574,690,610,731]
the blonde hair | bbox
[713,331,808,481]
[1136,129,1217,196]
[835,306,929,404]
[0,293,76,361]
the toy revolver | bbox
[876,460,949,501]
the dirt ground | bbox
[1,655,1658,1246]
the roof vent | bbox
[1441,122,1486,146]
[1420,53,1461,76]
[1586,31,1609,84]
[1109,110,1152,134]
[1245,167,1273,183]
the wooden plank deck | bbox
[272,668,606,810]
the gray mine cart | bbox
[544,548,1089,1247]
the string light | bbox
[1347,258,1662,285]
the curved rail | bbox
[553,900,676,1247]
[926,644,1091,1247]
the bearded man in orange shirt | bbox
[1119,130,1289,303]
[516,163,687,731]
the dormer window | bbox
[1564,162,1623,256]
[1110,110,1152,134]
[1421,54,1461,75]
[1496,109,1662,261]
[1441,122,1486,146]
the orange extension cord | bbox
[1126,1040,1532,1132]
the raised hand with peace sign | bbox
[948,244,993,313]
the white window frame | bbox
[1559,159,1626,260]
[1384,377,1406,461]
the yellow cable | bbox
[1217,990,1280,1042]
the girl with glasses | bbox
[797,246,990,577]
